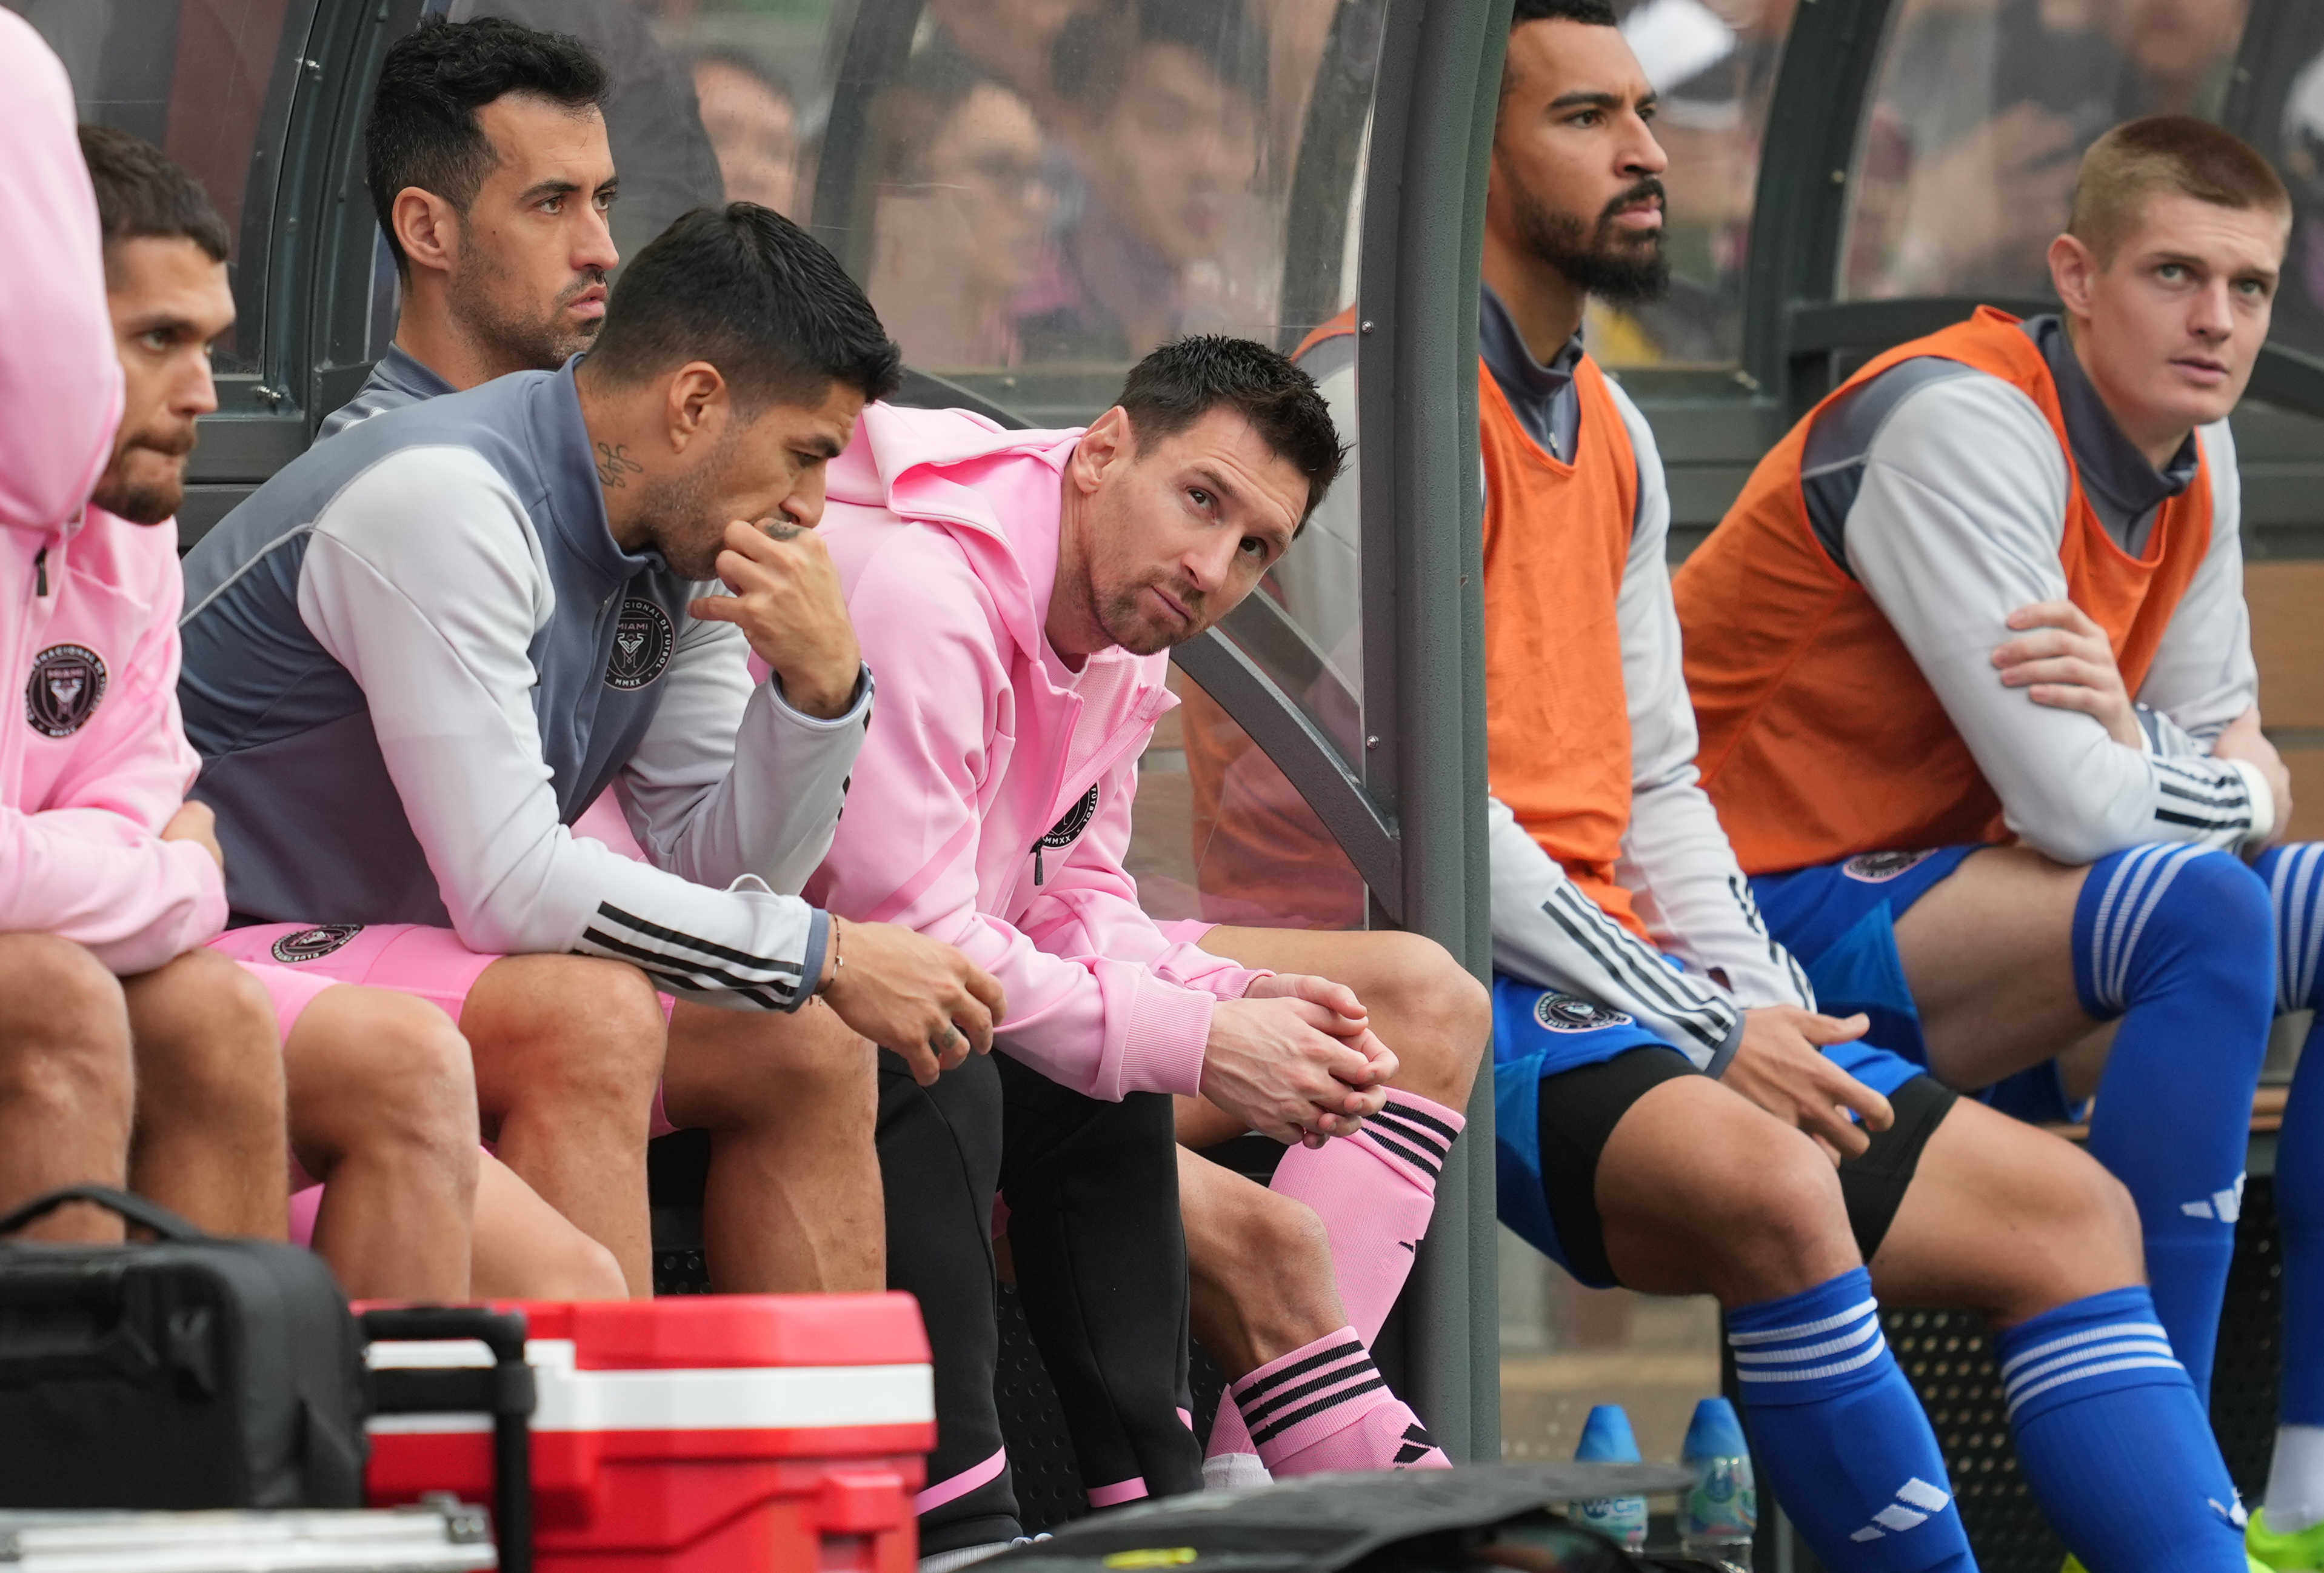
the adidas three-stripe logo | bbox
[1363,1097,1460,1183]
[2083,843,2219,1014]
[1999,1318,2182,1417]
[1848,1478,1954,1543]
[1726,1297,1887,1388]
[580,901,807,1010]
[1392,1423,1438,1466]
[2180,1174,2246,1221]
[1232,1332,1387,1449]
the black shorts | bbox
[878,1051,1200,1556]
[1535,1047,1958,1288]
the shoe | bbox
[1202,1451,1273,1491]
[2063,1554,2272,1573]
[2249,1506,2323,1572]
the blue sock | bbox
[2262,844,2324,1433]
[1726,1268,1972,1572]
[2074,843,2274,1404]
[1999,1287,2247,1572]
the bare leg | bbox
[0,935,134,1243]
[1178,1147,1343,1378]
[461,955,666,1296]
[1595,1074,1859,1301]
[1866,1097,2142,1323]
[661,997,881,1292]
[121,947,286,1238]
[285,985,477,1300]
[1892,846,2099,1088]
[470,1152,627,1300]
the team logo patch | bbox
[604,598,675,691]
[1842,849,1937,884]
[24,644,107,738]
[269,924,364,964]
[1531,991,1634,1034]
[1038,784,1102,851]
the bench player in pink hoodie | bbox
[0,17,289,1247]
[810,338,1486,1560]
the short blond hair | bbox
[2068,115,2291,264]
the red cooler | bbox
[365,1295,933,1572]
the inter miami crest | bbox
[1532,990,1634,1034]
[1030,784,1102,884]
[1842,849,1935,884]
[604,598,675,691]
[270,924,364,964]
[24,644,107,738]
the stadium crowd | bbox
[1,1,2320,1571]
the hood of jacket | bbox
[0,14,124,539]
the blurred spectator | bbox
[1846,0,2246,299]
[1017,0,1269,362]
[689,48,797,215]
[2271,48,2324,351]
[921,0,1092,121]
[866,54,1055,368]
[1590,0,1797,364]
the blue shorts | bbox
[1491,970,1930,1282]
[1751,845,2082,1124]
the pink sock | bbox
[1207,1090,1464,1462]
[1228,1328,1449,1474]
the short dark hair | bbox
[585,202,903,409]
[365,17,609,279]
[1115,336,1345,524]
[1052,0,1268,117]
[1512,0,1620,25]
[78,124,230,264]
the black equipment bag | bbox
[0,1186,367,1511]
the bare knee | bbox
[1996,1151,2145,1321]
[678,1003,875,1135]
[519,1229,627,1301]
[1184,1161,1342,1373]
[292,992,477,1175]
[1615,1123,1857,1306]
[127,949,282,1123]
[1365,932,1488,1105]
[493,960,664,1123]
[0,935,132,1122]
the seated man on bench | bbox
[178,203,1001,1298]
[1674,114,2323,1564]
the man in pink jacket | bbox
[0,16,292,1246]
[811,336,1487,1559]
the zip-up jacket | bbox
[178,362,870,1009]
[1,18,229,976]
[806,403,1264,1100]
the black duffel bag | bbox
[0,1185,367,1510]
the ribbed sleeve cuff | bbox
[1121,974,1214,1098]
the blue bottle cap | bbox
[1681,1397,1749,1460]
[1575,1404,1642,1463]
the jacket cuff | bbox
[767,662,875,730]
[1701,1012,1747,1080]
[791,907,831,1011]
[2228,757,2277,850]
[1122,974,1214,1098]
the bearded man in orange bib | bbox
[1368,7,2259,1570]
[1674,115,2324,1561]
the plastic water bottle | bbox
[1680,1397,1757,1569]
[1571,1404,1649,1551]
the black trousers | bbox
[878,1050,1201,1555]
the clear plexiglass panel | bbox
[8,0,321,372]
[1585,0,1801,370]
[1840,0,2251,302]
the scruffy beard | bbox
[89,438,193,525]
[1094,573,1206,656]
[1508,176,1671,306]
[635,432,739,579]
[449,233,605,375]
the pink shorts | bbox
[209,923,680,1242]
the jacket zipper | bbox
[1026,690,1169,887]
[33,548,47,598]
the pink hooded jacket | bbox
[805,403,1264,1101]
[0,15,229,974]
